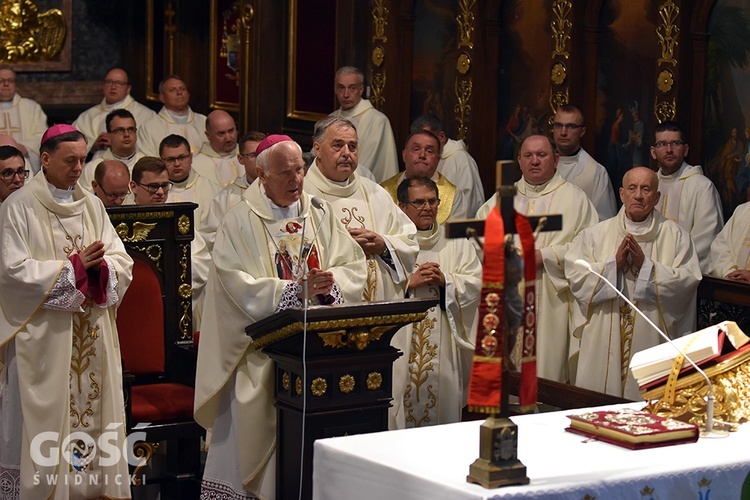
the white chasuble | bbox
[0,172,133,499]
[565,209,701,399]
[192,142,242,187]
[707,201,750,277]
[167,169,221,228]
[404,224,481,427]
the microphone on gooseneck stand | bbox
[573,258,720,436]
[298,196,326,500]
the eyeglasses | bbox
[239,152,257,160]
[110,127,137,135]
[0,168,28,181]
[136,181,173,194]
[104,79,129,87]
[0,78,15,85]
[654,140,684,149]
[99,186,131,201]
[161,154,191,165]
[406,197,440,208]
[552,122,584,130]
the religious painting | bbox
[592,0,660,195]
[269,219,320,281]
[286,0,337,121]
[146,0,170,101]
[209,0,241,111]
[702,0,750,220]
[409,0,458,137]
[496,0,553,161]
[2,0,72,72]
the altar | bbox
[312,403,750,499]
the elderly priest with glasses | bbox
[195,135,366,500]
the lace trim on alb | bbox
[43,261,85,312]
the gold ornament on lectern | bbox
[0,0,66,62]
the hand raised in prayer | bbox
[726,269,750,283]
[305,267,334,296]
[80,240,105,272]
[624,234,645,272]
[408,262,444,291]
[93,132,110,151]
[616,236,630,273]
[347,228,387,256]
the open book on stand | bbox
[566,408,699,449]
[629,321,749,390]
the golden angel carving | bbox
[0,0,66,62]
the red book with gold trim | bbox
[565,409,699,449]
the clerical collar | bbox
[241,175,252,187]
[525,177,553,195]
[330,177,350,187]
[260,184,300,219]
[0,99,12,110]
[417,224,435,235]
[166,108,189,124]
[658,162,686,181]
[624,211,654,234]
[560,147,581,158]
[105,97,127,111]
[113,151,136,162]
[47,180,76,203]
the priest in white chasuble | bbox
[706,200,750,282]
[0,125,133,499]
[397,176,481,427]
[476,135,598,383]
[565,167,701,400]
[195,135,366,500]
[304,117,418,429]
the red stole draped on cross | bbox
[516,212,537,412]
[467,207,505,413]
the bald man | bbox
[191,109,242,186]
[91,160,131,207]
[565,167,701,399]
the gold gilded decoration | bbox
[551,0,572,59]
[457,52,471,75]
[339,374,355,394]
[372,0,388,43]
[282,372,291,391]
[130,244,163,271]
[311,377,327,397]
[177,214,191,235]
[372,45,384,67]
[619,304,636,393]
[108,210,175,222]
[341,206,366,228]
[657,69,674,94]
[456,0,475,50]
[657,0,680,66]
[367,372,383,390]
[548,89,569,122]
[699,478,711,488]
[370,68,386,110]
[131,441,158,484]
[0,1,66,62]
[295,376,302,396]
[405,316,438,427]
[655,97,677,123]
[643,346,750,429]
[454,77,472,141]
[362,258,378,302]
[70,309,99,429]
[319,326,388,350]
[551,62,567,86]
[252,312,429,349]
[178,283,193,299]
[115,221,157,243]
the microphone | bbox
[573,258,718,435]
[310,196,325,210]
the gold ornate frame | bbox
[9,0,72,72]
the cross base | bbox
[466,416,530,488]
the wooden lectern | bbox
[246,298,438,500]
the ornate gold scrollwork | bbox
[295,376,302,396]
[0,1,66,63]
[282,372,291,391]
[551,0,572,59]
[370,68,386,110]
[372,0,388,43]
[456,0,475,50]
[454,77,473,141]
[372,45,384,67]
[366,372,383,390]
[130,244,163,271]
[654,97,677,123]
[116,221,157,243]
[339,374,355,394]
[178,244,192,341]
[457,52,471,76]
[311,377,327,397]
[131,441,159,485]
[177,214,191,235]
[551,62,567,86]
[548,90,569,125]
[657,69,675,94]
[657,0,679,66]
[318,326,389,350]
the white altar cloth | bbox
[313,403,750,499]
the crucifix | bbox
[445,166,562,489]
